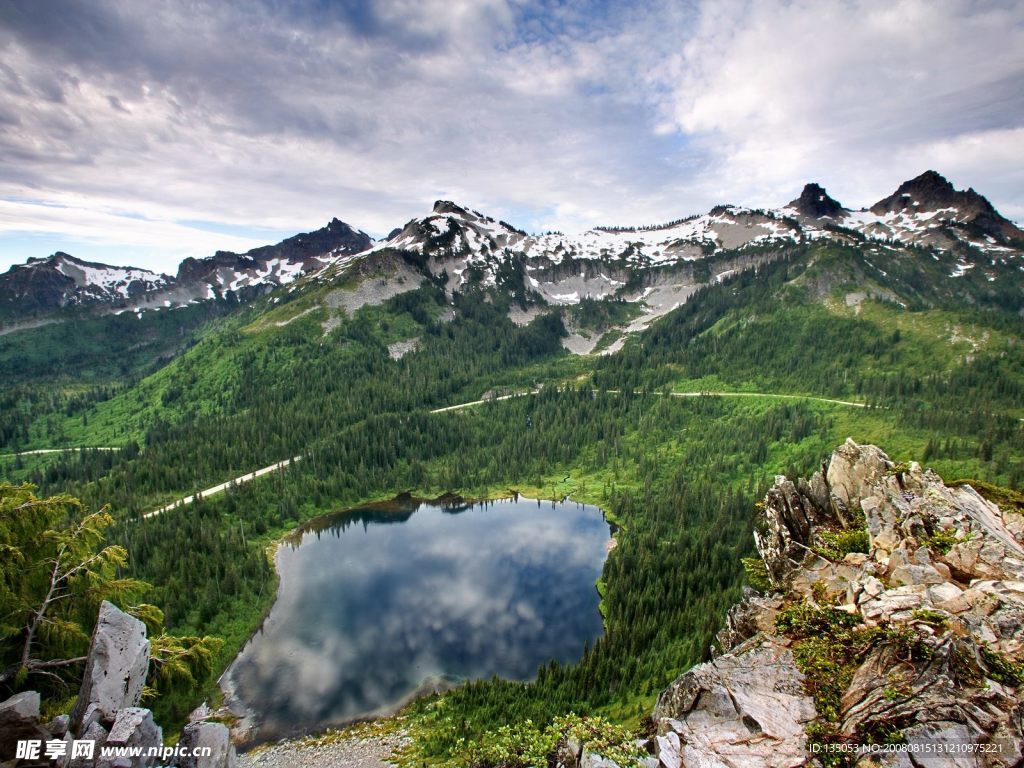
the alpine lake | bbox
[222,494,612,742]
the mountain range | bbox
[2,167,1022,764]
[2,171,1020,333]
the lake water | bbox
[223,495,610,741]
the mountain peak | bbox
[432,200,470,216]
[787,183,845,218]
[870,170,989,216]
[892,169,956,201]
[867,170,1024,244]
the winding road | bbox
[139,389,868,518]
[429,389,868,413]
[144,455,304,519]
[0,447,122,459]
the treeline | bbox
[24,283,573,511]
[114,390,827,728]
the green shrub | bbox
[980,647,1024,687]
[741,556,773,592]
[814,528,871,560]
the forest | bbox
[0,239,1021,760]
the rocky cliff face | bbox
[0,601,236,768]
[645,439,1024,767]
[787,184,846,220]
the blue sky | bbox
[0,0,1022,273]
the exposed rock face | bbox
[787,183,846,219]
[653,637,816,767]
[104,708,162,767]
[2,601,237,768]
[0,253,169,315]
[0,690,48,757]
[647,439,1024,767]
[176,722,237,768]
[869,170,1024,244]
[70,601,151,735]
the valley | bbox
[0,171,1021,766]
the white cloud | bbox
[0,0,1020,272]
[651,0,1024,211]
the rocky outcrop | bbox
[1,601,236,768]
[70,601,151,735]
[787,184,846,219]
[647,439,1024,767]
[652,636,816,767]
[0,690,49,758]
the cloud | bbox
[0,0,1020,272]
[228,497,608,735]
[650,0,1024,212]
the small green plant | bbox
[741,556,773,592]
[922,528,961,555]
[886,461,910,477]
[814,528,871,560]
[458,714,644,768]
[777,602,929,766]
[811,579,829,604]
[980,647,1024,687]
[883,623,934,663]
[883,669,912,701]
[911,608,948,628]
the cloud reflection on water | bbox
[228,498,609,739]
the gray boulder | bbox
[579,749,621,768]
[100,707,162,768]
[68,720,109,768]
[175,721,237,768]
[69,601,150,735]
[0,690,48,758]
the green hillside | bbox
[1,239,1021,758]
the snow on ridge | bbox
[364,203,801,272]
[52,256,167,298]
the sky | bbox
[0,0,1022,274]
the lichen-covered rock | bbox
[70,601,151,735]
[755,477,821,587]
[714,588,783,654]
[652,637,815,767]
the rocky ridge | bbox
[640,439,1024,768]
[0,601,236,768]
[0,219,371,322]
[2,172,1020,333]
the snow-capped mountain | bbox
[0,218,372,320]
[325,171,1020,293]
[174,217,372,299]
[1,171,1019,330]
[785,171,1024,252]
[310,199,800,311]
[0,252,171,315]
[310,171,1019,313]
